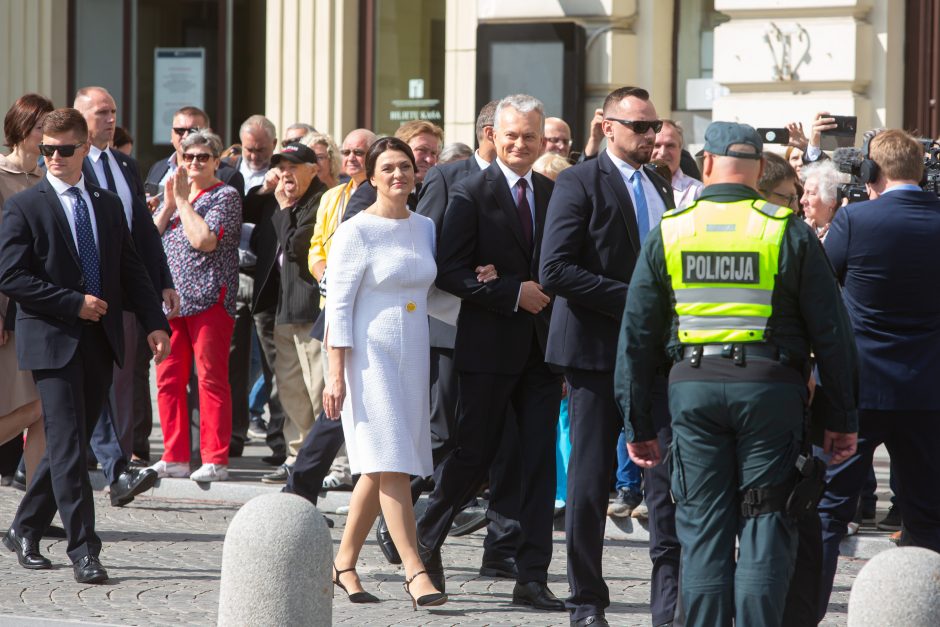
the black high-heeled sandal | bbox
[403,570,447,611]
[333,563,380,603]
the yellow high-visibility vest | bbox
[661,198,792,344]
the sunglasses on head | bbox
[606,118,664,134]
[38,143,83,158]
[181,152,214,163]
[340,148,366,158]
[173,127,201,137]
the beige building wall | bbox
[711,0,904,135]
[0,0,69,114]
[264,0,360,143]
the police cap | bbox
[703,122,763,160]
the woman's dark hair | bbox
[365,136,416,180]
[113,126,133,149]
[4,93,55,148]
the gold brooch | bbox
[406,301,416,312]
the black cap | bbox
[271,142,317,165]
[703,122,763,160]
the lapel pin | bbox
[94,192,100,197]
[122,162,127,167]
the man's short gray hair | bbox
[801,159,846,207]
[494,94,545,133]
[181,129,224,158]
[239,115,276,142]
[285,122,317,139]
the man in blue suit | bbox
[817,128,940,616]
[540,86,677,627]
[0,108,170,583]
[75,86,179,507]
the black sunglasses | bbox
[38,143,84,158]
[173,127,201,137]
[606,118,664,134]
[181,152,214,163]
[340,148,366,158]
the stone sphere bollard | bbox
[848,546,940,626]
[218,492,333,626]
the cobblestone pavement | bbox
[0,487,861,626]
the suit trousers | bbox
[816,409,940,621]
[564,369,679,622]
[90,311,138,482]
[254,310,287,457]
[228,272,254,446]
[418,337,561,584]
[273,323,323,461]
[156,304,234,465]
[283,411,345,505]
[14,323,113,562]
[132,322,154,460]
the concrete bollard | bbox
[848,546,940,626]
[218,492,333,626]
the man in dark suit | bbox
[145,106,244,198]
[0,108,170,583]
[416,94,565,611]
[74,86,177,507]
[816,129,940,617]
[540,86,679,627]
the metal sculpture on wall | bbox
[765,22,811,81]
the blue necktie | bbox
[98,151,118,192]
[68,187,102,298]
[631,170,650,244]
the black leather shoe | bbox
[12,469,26,492]
[479,555,517,578]
[73,555,108,584]
[261,454,287,466]
[512,581,565,611]
[110,468,158,507]
[127,458,149,470]
[418,542,445,593]
[572,615,609,626]
[451,505,488,537]
[375,515,402,564]
[3,528,51,570]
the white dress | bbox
[325,211,437,476]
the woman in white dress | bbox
[323,137,446,609]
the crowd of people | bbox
[0,82,938,627]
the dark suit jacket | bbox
[416,157,484,349]
[82,150,174,296]
[436,162,554,374]
[145,153,245,198]
[251,179,327,324]
[0,177,170,370]
[539,151,675,371]
[825,188,940,410]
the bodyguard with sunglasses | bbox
[540,86,677,627]
[0,108,171,583]
[144,105,244,203]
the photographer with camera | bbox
[816,129,940,620]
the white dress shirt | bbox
[46,172,99,248]
[474,151,490,171]
[88,145,134,227]
[671,170,704,210]
[606,148,668,228]
[239,158,267,193]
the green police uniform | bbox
[614,171,858,626]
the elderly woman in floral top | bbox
[150,130,241,483]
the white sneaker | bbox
[150,460,190,479]
[190,463,229,483]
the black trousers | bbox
[228,272,254,447]
[418,341,561,584]
[14,323,113,562]
[131,322,153,460]
[284,411,344,505]
[565,369,680,623]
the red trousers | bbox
[156,303,234,465]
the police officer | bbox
[613,122,859,627]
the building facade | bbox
[0,0,933,167]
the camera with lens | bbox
[832,148,870,204]
[918,138,940,196]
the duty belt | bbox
[680,343,779,367]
